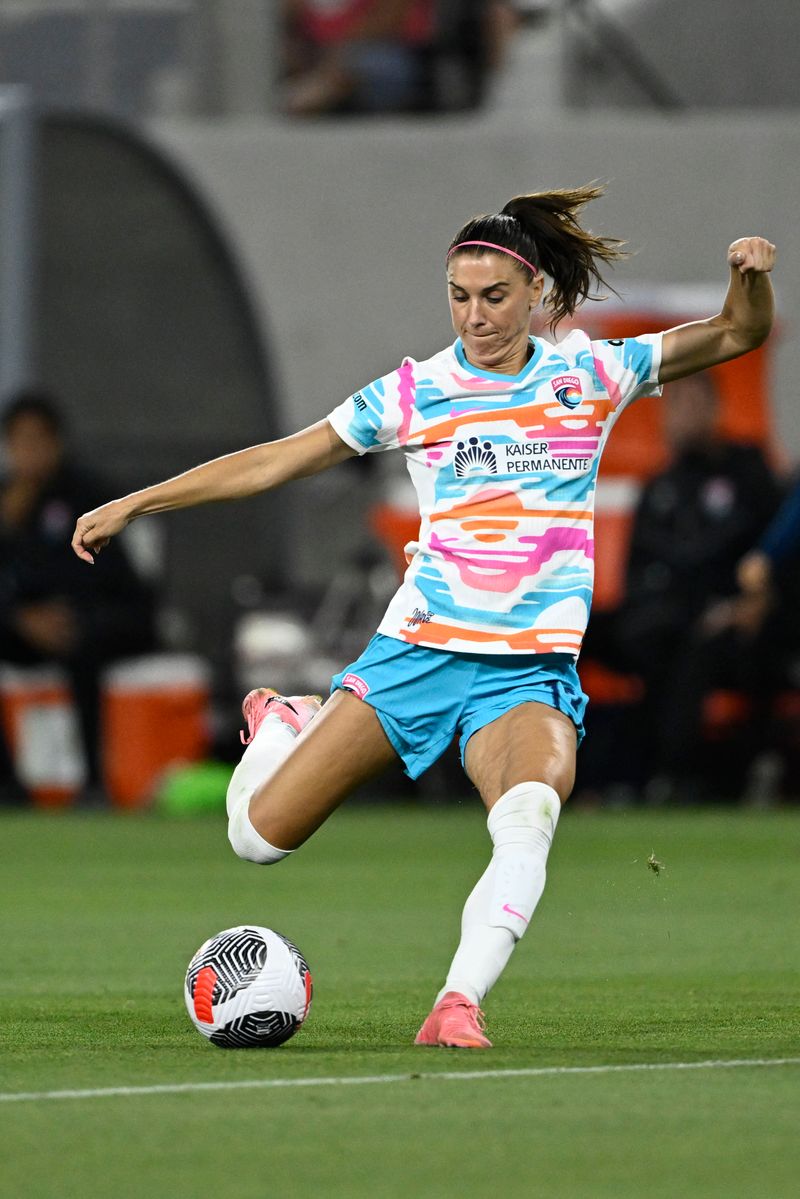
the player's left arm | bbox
[658,237,776,384]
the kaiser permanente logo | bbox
[454,434,591,477]
[454,437,498,477]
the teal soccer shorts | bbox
[330,633,588,779]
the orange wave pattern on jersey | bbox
[404,398,615,449]
[400,619,583,654]
[463,519,517,530]
[429,489,594,526]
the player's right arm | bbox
[658,236,776,383]
[71,419,355,563]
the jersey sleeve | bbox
[588,333,663,410]
[326,361,412,455]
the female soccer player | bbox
[72,185,776,1048]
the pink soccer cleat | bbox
[414,991,492,1049]
[240,688,323,745]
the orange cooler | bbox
[102,654,211,809]
[0,666,86,807]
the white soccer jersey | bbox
[327,330,662,657]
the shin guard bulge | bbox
[226,715,296,864]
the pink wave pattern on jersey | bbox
[396,358,416,445]
[533,405,608,437]
[591,355,623,409]
[543,438,601,453]
[450,372,511,391]
[428,524,593,593]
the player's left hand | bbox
[727,237,776,275]
[71,500,130,564]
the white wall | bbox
[149,110,800,453]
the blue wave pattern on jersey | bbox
[413,378,450,417]
[343,378,387,450]
[575,338,656,396]
[412,559,593,630]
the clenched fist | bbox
[727,237,776,275]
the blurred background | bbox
[2,0,799,813]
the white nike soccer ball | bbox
[184,925,313,1048]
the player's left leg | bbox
[416,701,576,1048]
[227,686,399,861]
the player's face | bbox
[3,414,64,483]
[447,254,543,375]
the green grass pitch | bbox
[1,803,798,1198]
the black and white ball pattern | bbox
[185,925,313,1048]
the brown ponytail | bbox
[448,182,626,328]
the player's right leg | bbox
[227,687,398,863]
[415,659,583,1049]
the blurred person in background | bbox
[284,0,438,114]
[582,372,782,803]
[0,392,156,804]
[283,0,517,115]
[72,184,775,1046]
[735,470,800,797]
[738,472,800,598]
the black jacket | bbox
[623,442,782,634]
[0,463,155,655]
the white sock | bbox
[226,715,297,864]
[436,782,561,1005]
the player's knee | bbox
[227,798,292,865]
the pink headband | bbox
[447,240,538,277]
